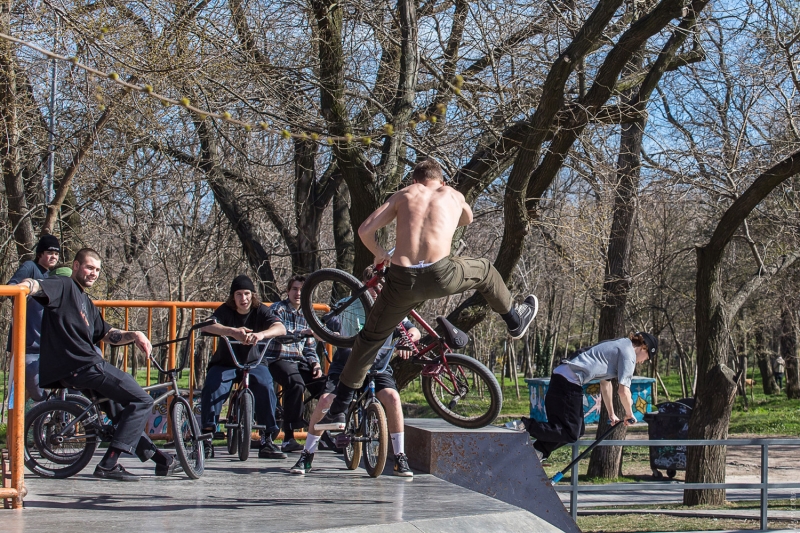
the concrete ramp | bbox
[405,418,580,533]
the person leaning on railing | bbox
[521,332,657,461]
[6,235,61,402]
[199,274,288,459]
[19,247,181,481]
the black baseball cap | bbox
[636,332,658,357]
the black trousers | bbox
[528,374,586,458]
[61,360,157,460]
[268,360,325,432]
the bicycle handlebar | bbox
[149,318,218,374]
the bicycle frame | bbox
[364,267,472,402]
[336,373,381,447]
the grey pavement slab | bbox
[5,447,565,533]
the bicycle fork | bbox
[335,376,376,448]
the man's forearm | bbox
[104,328,139,345]
[618,384,635,418]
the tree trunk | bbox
[0,9,36,259]
[685,149,800,506]
[332,177,354,274]
[754,328,778,395]
[587,57,645,478]
[782,304,800,399]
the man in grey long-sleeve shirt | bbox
[522,332,657,460]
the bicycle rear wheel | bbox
[171,399,204,479]
[363,402,388,478]
[24,400,98,479]
[237,392,253,461]
[343,409,362,470]
[422,352,502,429]
[300,268,373,348]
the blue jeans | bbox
[201,364,278,434]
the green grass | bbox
[397,368,800,436]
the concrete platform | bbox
[405,418,579,533]
[5,443,567,533]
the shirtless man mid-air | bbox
[317,158,538,430]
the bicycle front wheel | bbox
[237,392,253,461]
[171,399,204,479]
[422,352,503,429]
[363,402,388,478]
[24,400,98,479]
[300,268,373,348]
[343,409,362,470]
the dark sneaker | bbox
[315,410,346,431]
[289,450,314,475]
[520,416,532,434]
[155,456,183,477]
[258,438,288,459]
[93,463,140,482]
[281,438,304,453]
[393,453,413,477]
[508,295,538,339]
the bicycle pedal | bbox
[198,432,214,441]
[335,434,352,448]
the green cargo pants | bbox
[339,256,513,388]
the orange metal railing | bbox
[1,284,29,509]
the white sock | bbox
[390,432,404,456]
[305,434,321,453]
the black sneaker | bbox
[508,295,538,339]
[281,438,304,453]
[258,438,288,459]
[315,410,346,431]
[289,450,314,475]
[155,456,183,477]
[393,453,413,477]
[93,463,140,482]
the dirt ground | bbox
[621,433,799,483]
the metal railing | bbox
[1,284,29,509]
[2,295,333,507]
[553,437,800,531]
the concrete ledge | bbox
[309,509,563,533]
[404,418,579,533]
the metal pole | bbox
[571,442,579,522]
[11,289,28,507]
[761,443,769,531]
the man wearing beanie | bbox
[200,275,288,459]
[7,234,61,401]
[521,332,656,461]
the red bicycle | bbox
[300,265,502,428]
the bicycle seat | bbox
[435,316,469,349]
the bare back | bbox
[391,182,469,267]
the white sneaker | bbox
[535,449,544,461]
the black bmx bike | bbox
[23,319,216,479]
[212,333,316,460]
[334,369,389,477]
[300,265,503,428]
